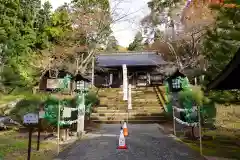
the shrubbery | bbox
[207,90,240,104]
[178,86,216,125]
[42,91,99,129]
[8,91,99,131]
[178,86,210,107]
[9,92,50,122]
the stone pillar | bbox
[77,92,85,137]
[109,73,113,87]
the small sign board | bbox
[47,79,70,89]
[23,113,39,124]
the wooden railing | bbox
[153,86,168,112]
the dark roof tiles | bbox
[96,52,167,67]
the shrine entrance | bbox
[94,51,168,88]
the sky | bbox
[41,0,151,47]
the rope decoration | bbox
[173,106,197,113]
[174,117,198,127]
[59,119,78,125]
[173,105,200,127]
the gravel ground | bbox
[55,124,206,160]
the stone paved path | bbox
[55,124,206,160]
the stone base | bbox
[77,131,86,138]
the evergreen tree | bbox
[0,0,117,92]
[202,3,240,81]
[0,0,41,87]
[128,32,144,51]
[0,0,72,91]
[106,36,119,52]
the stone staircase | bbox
[91,87,166,123]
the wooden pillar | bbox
[147,72,151,86]
[119,69,122,87]
[132,73,136,87]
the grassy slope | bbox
[0,94,23,105]
[0,131,57,160]
[181,104,240,159]
[0,92,50,105]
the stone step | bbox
[97,95,160,100]
[99,98,125,102]
[132,98,159,101]
[132,97,159,99]
[132,92,157,94]
[102,104,162,108]
[93,107,108,110]
[91,112,164,117]
[132,91,156,93]
[92,110,163,114]
[98,88,122,91]
[97,103,161,106]
[97,105,109,108]
[99,103,127,106]
[97,106,162,110]
[99,99,159,103]
[131,104,161,107]
[94,107,163,112]
[132,103,161,106]
[92,109,127,113]
[110,109,163,112]
[98,90,156,95]
[132,105,161,107]
[96,106,163,112]
[96,103,161,107]
[101,109,162,112]
[90,116,165,121]
[131,110,163,113]
[134,106,163,110]
[100,102,160,105]
[91,119,167,124]
[98,105,162,109]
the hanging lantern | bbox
[49,69,59,79]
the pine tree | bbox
[203,3,240,81]
[127,32,144,51]
[106,36,119,52]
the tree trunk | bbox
[91,56,95,87]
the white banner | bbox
[122,64,128,100]
[128,84,132,109]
